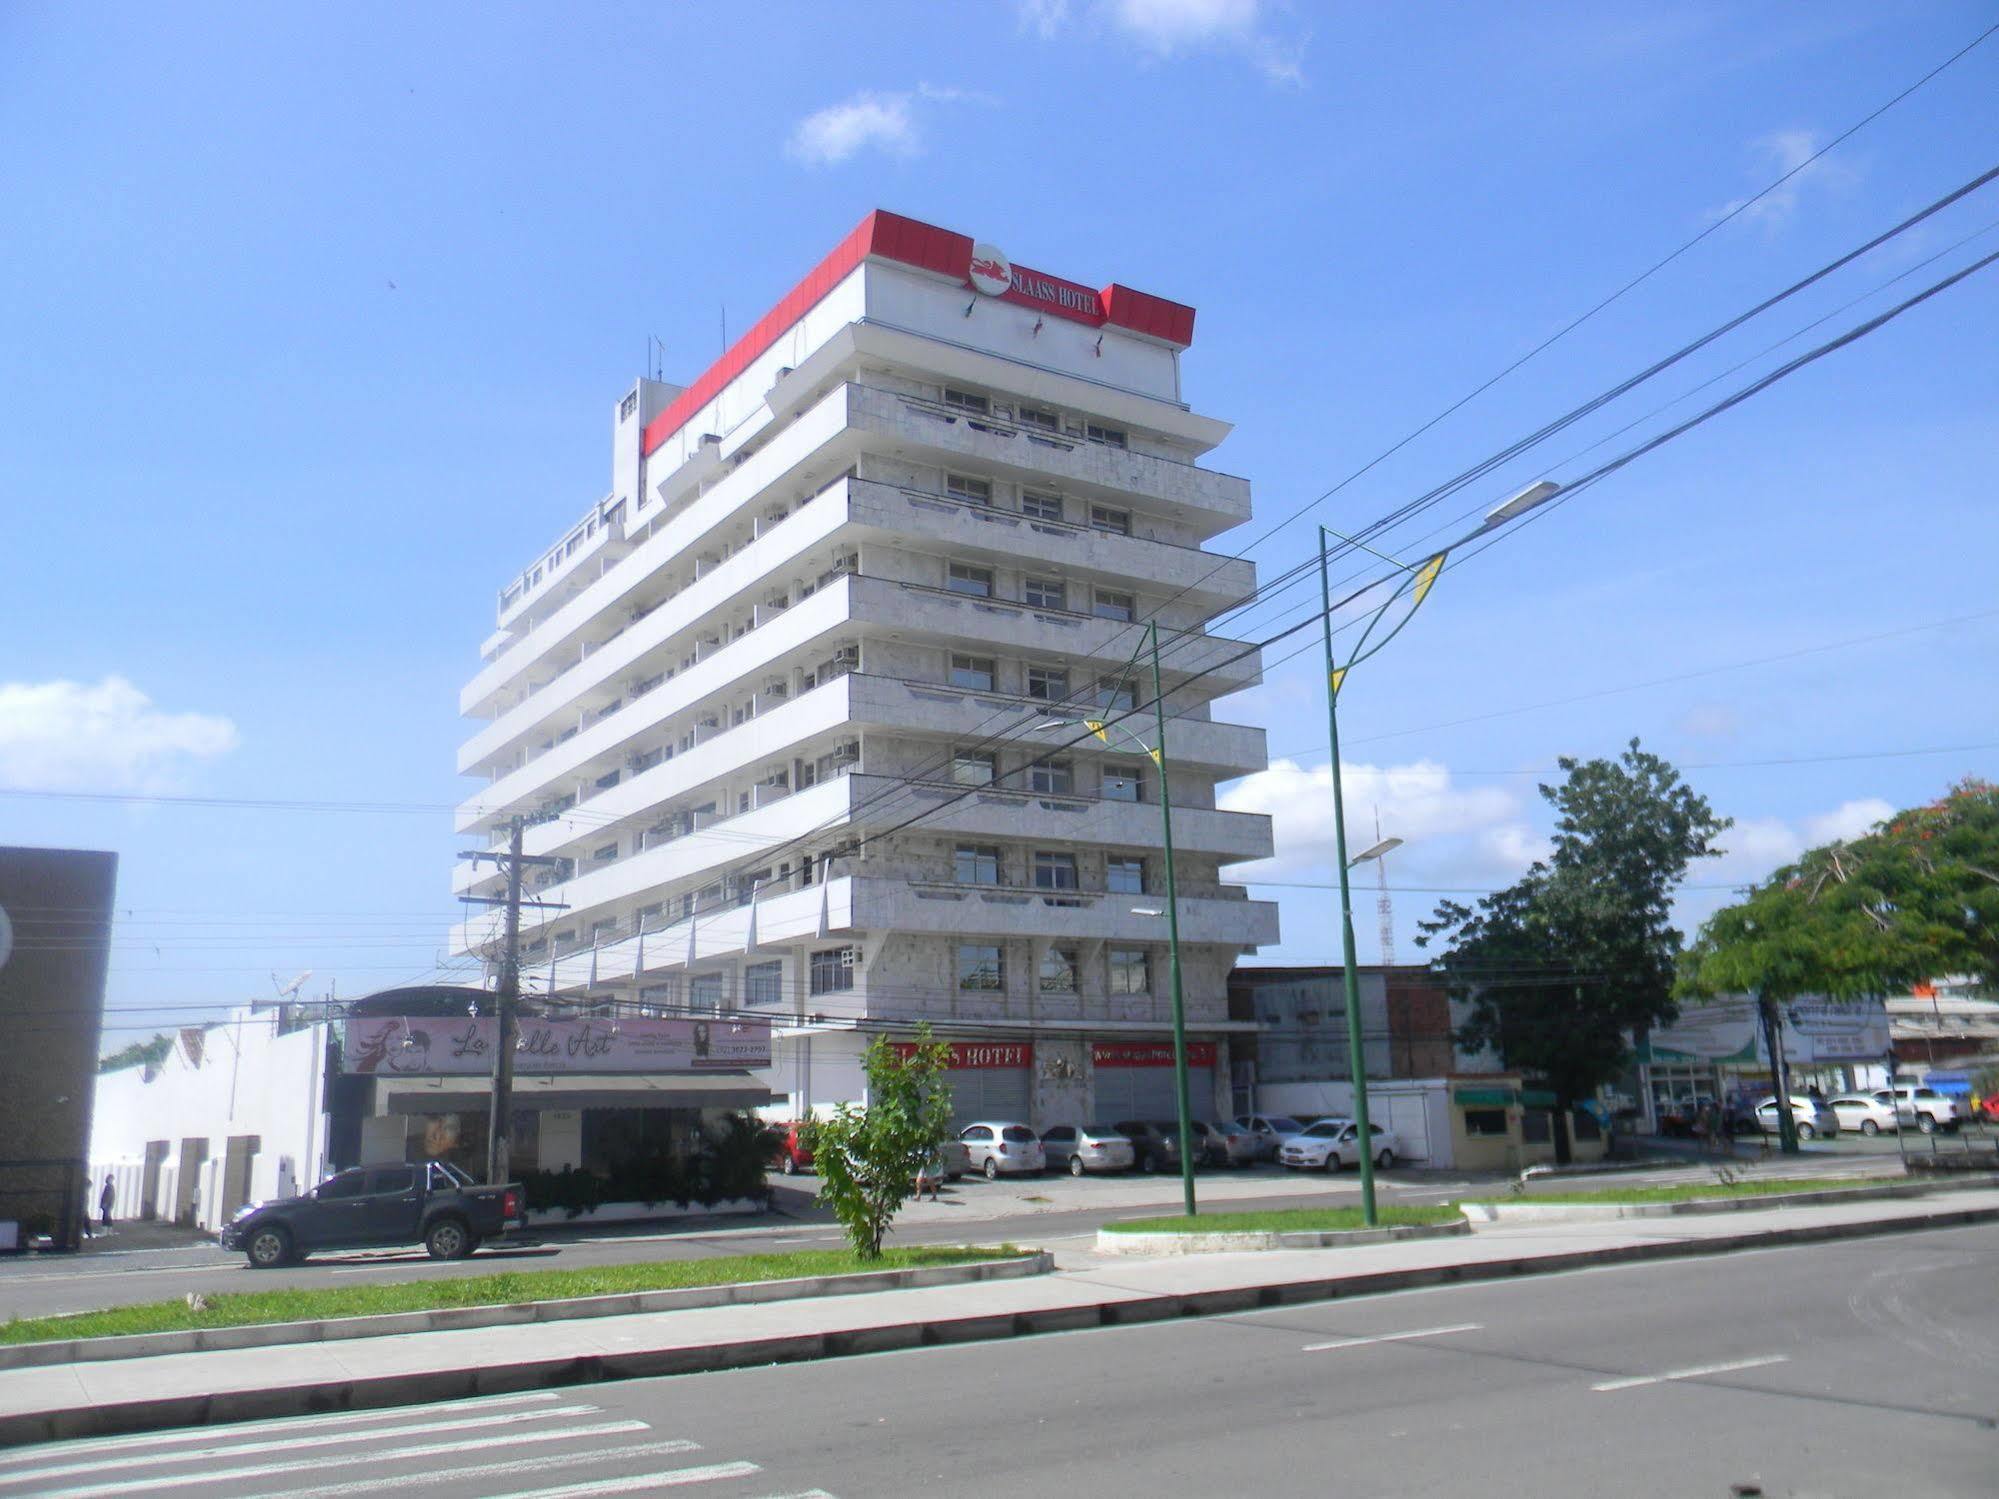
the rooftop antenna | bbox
[1373,808,1395,968]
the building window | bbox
[1018,405,1059,432]
[957,944,1004,992]
[1090,505,1131,536]
[1107,858,1145,895]
[745,960,784,1008]
[1108,947,1151,995]
[1096,677,1136,711]
[1086,423,1127,448]
[619,390,639,421]
[943,387,989,415]
[1039,947,1079,994]
[1024,577,1066,611]
[945,471,993,505]
[1028,757,1074,795]
[1093,589,1136,623]
[947,561,994,598]
[1021,490,1064,522]
[1032,851,1078,891]
[954,844,1001,885]
[1102,762,1142,802]
[949,654,996,691]
[810,947,855,994]
[592,841,620,861]
[951,749,998,787]
[1463,1109,1509,1138]
[1026,664,1070,701]
[636,901,664,926]
[689,972,724,1012]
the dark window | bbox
[1018,406,1060,432]
[954,844,1000,884]
[958,944,1004,991]
[1002,1126,1035,1142]
[961,1124,994,1141]
[1086,423,1127,448]
[943,388,990,415]
[1024,577,1066,611]
[366,1167,416,1194]
[1463,1108,1509,1137]
[1044,1125,1074,1141]
[1089,506,1130,536]
[1027,665,1069,701]
[1021,491,1064,522]
[1033,851,1078,890]
[317,1171,368,1200]
[1028,758,1073,795]
[1108,947,1150,995]
[947,562,994,598]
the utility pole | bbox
[460,812,565,1185]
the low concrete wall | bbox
[523,1196,767,1228]
[1459,1174,1999,1223]
[1097,1221,1469,1256]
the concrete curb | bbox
[8,1203,1999,1449]
[0,1252,1050,1373]
[1095,1221,1470,1256]
[1458,1173,1999,1223]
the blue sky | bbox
[3,1,1995,1046]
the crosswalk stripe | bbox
[488,1464,764,1498]
[2,1405,604,1486]
[0,1392,565,1465]
[238,1439,705,1499]
[27,1420,650,1499]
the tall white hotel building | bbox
[453,212,1278,1126]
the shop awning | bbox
[1453,1087,1516,1106]
[374,1073,770,1115]
[1519,1089,1558,1108]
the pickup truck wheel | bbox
[245,1225,292,1269]
[425,1217,473,1260]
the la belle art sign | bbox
[343,1015,770,1076]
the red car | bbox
[771,1121,815,1175]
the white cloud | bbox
[785,83,994,168]
[1712,128,1861,229]
[1020,0,1305,83]
[0,676,238,792]
[1705,796,1895,889]
[1802,797,1893,846]
[1016,0,1071,39]
[1676,702,1739,741]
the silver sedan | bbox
[1039,1122,1135,1176]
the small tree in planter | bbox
[800,1028,954,1259]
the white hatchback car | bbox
[1277,1117,1400,1171]
[958,1121,1046,1178]
[1828,1094,1898,1137]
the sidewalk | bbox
[6,1185,1997,1447]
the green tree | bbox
[99,1032,174,1074]
[799,1027,954,1259]
[1417,740,1729,1157]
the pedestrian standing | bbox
[98,1173,115,1230]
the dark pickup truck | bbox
[220,1160,525,1268]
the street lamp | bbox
[1317,478,1558,1224]
[1036,618,1199,1217]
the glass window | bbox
[1102,762,1142,802]
[947,562,994,598]
[1033,851,1078,890]
[1086,423,1127,448]
[365,1167,416,1195]
[1096,677,1136,711]
[957,944,1004,992]
[1002,1126,1035,1142]
[1089,505,1130,536]
[1093,589,1136,623]
[317,1170,369,1200]
[1028,758,1074,795]
[1018,406,1059,432]
[1026,665,1070,701]
[689,972,724,1012]
[745,960,783,1008]
[954,844,1001,885]
[942,388,990,415]
[1024,577,1065,611]
[810,947,855,994]
[1021,491,1064,522]
[1039,947,1079,994]
[945,471,993,505]
[949,654,995,691]
[1108,947,1150,995]
[1044,1124,1074,1141]
[1107,858,1144,895]
[1463,1109,1509,1137]
[951,750,997,787]
[961,1124,993,1141]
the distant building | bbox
[0,846,117,1251]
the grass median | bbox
[0,1245,1026,1347]
[1103,1206,1462,1235]
[1505,1175,1875,1206]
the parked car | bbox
[1115,1120,1188,1173]
[1828,1094,1898,1137]
[918,1139,970,1186]
[1874,1086,1960,1134]
[770,1121,815,1175]
[958,1121,1046,1178]
[1979,1094,1999,1124]
[1040,1122,1135,1176]
[219,1160,523,1268]
[1234,1114,1306,1162]
[1278,1118,1400,1171]
[1191,1119,1260,1168]
[1751,1096,1839,1141]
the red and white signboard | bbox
[963,240,1106,324]
[967,242,1012,297]
[343,1015,771,1076]
[890,1040,1032,1070]
[1091,1040,1218,1069]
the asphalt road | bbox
[5,1223,1994,1496]
[0,1154,1914,1320]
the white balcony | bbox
[851,877,1278,948]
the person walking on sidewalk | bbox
[98,1173,115,1230]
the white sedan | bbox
[1828,1094,1898,1137]
[1277,1118,1400,1171]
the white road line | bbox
[236,1439,703,1499]
[24,1420,650,1499]
[1302,1323,1484,1353]
[0,1392,564,1464]
[488,1464,763,1498]
[4,1405,605,1485]
[1592,1354,1789,1392]
[750,1491,840,1498]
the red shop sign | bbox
[890,1040,1032,1070]
[1091,1041,1217,1069]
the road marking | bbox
[489,1463,763,1497]
[1302,1322,1483,1352]
[0,1392,564,1463]
[4,1405,607,1485]
[1592,1355,1788,1392]
[27,1421,650,1499]
[235,1440,704,1499]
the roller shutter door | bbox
[1091,1041,1218,1122]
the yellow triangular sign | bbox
[1084,719,1112,744]
[1412,552,1446,607]
[1329,667,1346,696]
